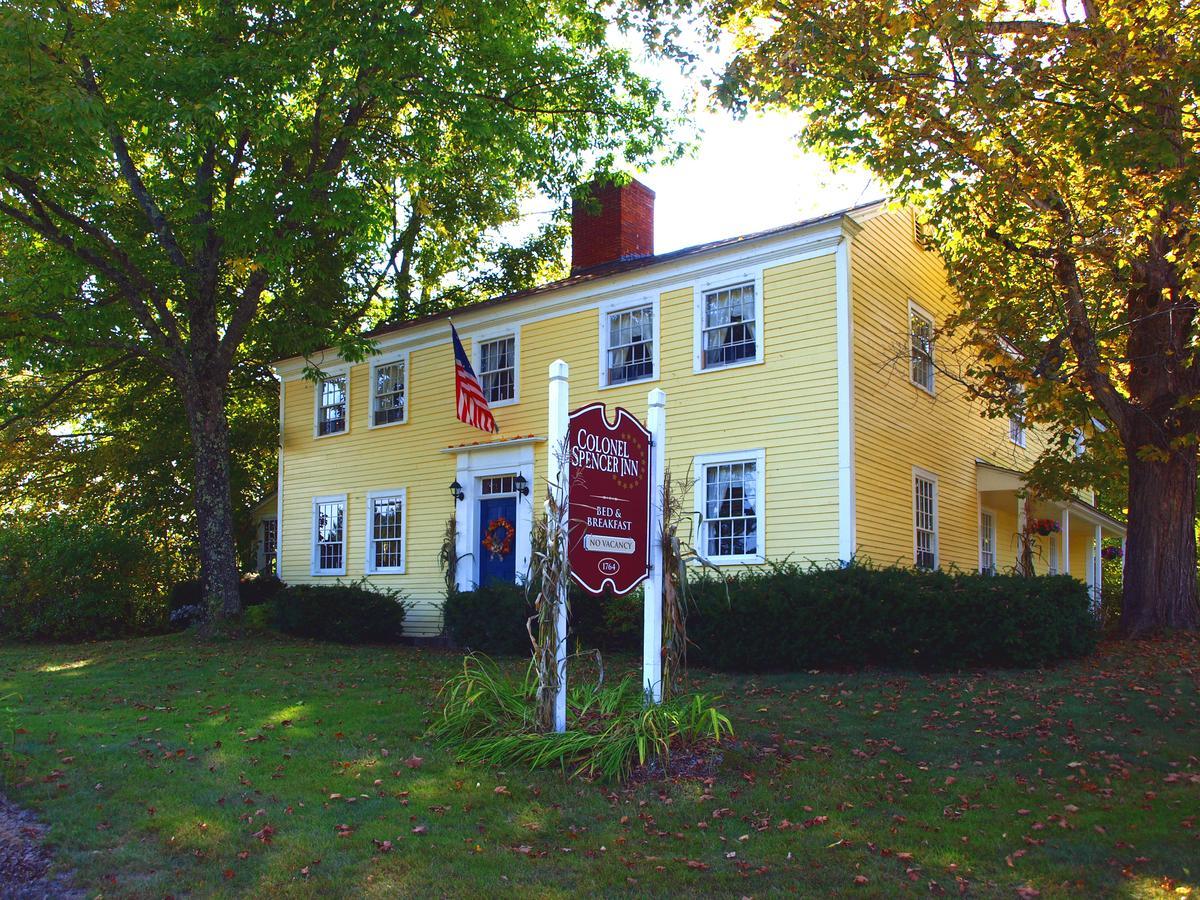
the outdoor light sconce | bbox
[514,474,530,497]
[449,480,465,502]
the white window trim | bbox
[1047,533,1059,576]
[364,489,407,575]
[912,466,939,569]
[367,351,410,429]
[692,268,766,374]
[312,365,351,439]
[979,506,997,574]
[598,294,660,390]
[693,448,766,565]
[310,493,348,577]
[908,301,936,396]
[473,329,520,408]
[258,516,278,573]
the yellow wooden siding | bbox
[279,254,841,634]
[850,208,1047,570]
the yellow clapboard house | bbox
[263,180,1125,635]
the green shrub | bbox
[685,562,1097,672]
[430,654,733,780]
[441,582,642,655]
[274,580,410,643]
[441,582,532,655]
[168,573,287,629]
[242,603,275,633]
[0,514,169,641]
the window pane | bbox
[479,337,516,403]
[315,499,344,572]
[704,460,758,558]
[373,361,405,426]
[702,284,757,368]
[914,476,936,568]
[608,305,654,384]
[318,376,347,435]
[910,312,934,390]
[370,495,404,570]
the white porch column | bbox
[1061,507,1071,575]
[1016,494,1026,574]
[547,360,569,734]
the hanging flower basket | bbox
[1101,545,1123,562]
[1030,518,1060,537]
[482,516,515,559]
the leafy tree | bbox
[0,0,671,623]
[703,0,1200,633]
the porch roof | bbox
[975,460,1127,536]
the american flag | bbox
[451,322,499,434]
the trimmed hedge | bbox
[686,563,1097,672]
[167,574,286,629]
[441,582,641,656]
[441,563,1096,671]
[274,580,410,643]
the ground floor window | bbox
[366,491,406,574]
[312,495,346,576]
[1047,534,1059,575]
[261,517,277,574]
[695,450,764,563]
[913,470,938,569]
[979,510,995,574]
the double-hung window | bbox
[365,490,405,574]
[695,451,765,563]
[604,303,655,386]
[700,281,759,369]
[909,304,935,393]
[913,469,938,569]
[312,495,346,576]
[316,373,348,436]
[371,356,407,427]
[1009,384,1027,447]
[477,335,517,405]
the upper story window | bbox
[913,469,938,569]
[311,495,346,576]
[1009,413,1026,448]
[604,302,655,386]
[909,304,935,393]
[316,373,348,436]
[372,357,407,427]
[1009,384,1026,447]
[700,282,759,370]
[695,450,765,563]
[366,490,406,574]
[477,335,517,406]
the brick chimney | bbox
[570,178,655,273]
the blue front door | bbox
[478,496,518,586]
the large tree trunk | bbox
[1121,446,1199,636]
[182,376,242,623]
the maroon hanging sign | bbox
[566,403,652,596]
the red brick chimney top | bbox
[570,178,655,274]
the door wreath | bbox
[482,516,515,559]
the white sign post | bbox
[546,360,570,733]
[643,388,666,703]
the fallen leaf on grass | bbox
[412,824,428,835]
[404,756,424,769]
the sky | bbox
[643,108,883,253]
[619,37,885,254]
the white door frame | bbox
[451,441,537,591]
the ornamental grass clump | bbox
[430,654,732,780]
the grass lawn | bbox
[1,632,1198,897]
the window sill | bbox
[313,428,349,440]
[366,567,405,576]
[368,418,408,430]
[487,397,519,409]
[697,554,765,567]
[599,373,658,391]
[692,356,764,376]
[909,379,935,397]
[310,569,347,577]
